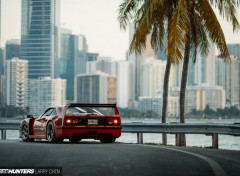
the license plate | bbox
[88,119,98,125]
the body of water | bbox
[2,119,240,150]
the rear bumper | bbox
[55,126,121,139]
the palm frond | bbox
[210,0,240,31]
[168,0,190,64]
[200,0,230,59]
[118,0,143,30]
[130,0,169,53]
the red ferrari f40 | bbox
[19,104,121,143]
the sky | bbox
[1,0,240,61]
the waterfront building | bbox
[137,96,179,117]
[4,58,28,108]
[28,77,66,116]
[75,71,117,104]
[185,85,225,114]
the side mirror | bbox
[27,115,34,119]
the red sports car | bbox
[19,104,121,143]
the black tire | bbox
[69,138,81,143]
[46,121,59,143]
[21,122,34,142]
[100,137,116,143]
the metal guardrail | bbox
[1,120,240,149]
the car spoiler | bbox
[67,103,117,108]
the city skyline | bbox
[1,0,240,61]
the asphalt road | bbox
[0,140,240,176]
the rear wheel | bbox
[21,122,34,142]
[46,121,60,143]
[100,137,116,143]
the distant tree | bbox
[204,105,215,115]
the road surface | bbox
[0,140,240,176]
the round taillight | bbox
[72,119,78,124]
[107,118,113,125]
[66,119,72,124]
[113,119,118,125]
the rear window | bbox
[66,107,115,115]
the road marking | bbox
[141,145,228,176]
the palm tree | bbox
[169,0,240,146]
[118,0,178,145]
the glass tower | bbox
[21,0,60,79]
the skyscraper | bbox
[4,58,28,108]
[21,0,60,79]
[0,48,4,76]
[0,0,1,47]
[227,44,240,58]
[117,61,135,108]
[59,29,88,100]
[140,58,168,97]
[75,71,117,104]
[87,52,99,62]
[215,56,240,105]
[71,34,88,75]
[6,39,20,60]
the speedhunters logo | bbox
[0,168,62,176]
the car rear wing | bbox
[67,103,119,115]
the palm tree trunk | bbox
[179,35,191,147]
[179,0,191,147]
[162,58,171,145]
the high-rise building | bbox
[6,39,20,60]
[187,42,216,86]
[0,48,4,75]
[87,52,99,62]
[185,85,225,114]
[140,58,170,97]
[59,28,73,100]
[138,97,162,115]
[227,44,240,58]
[0,75,3,107]
[71,34,88,75]
[128,23,137,62]
[215,56,240,105]
[137,96,178,117]
[86,57,117,76]
[156,32,167,61]
[75,71,117,104]
[28,77,66,116]
[0,0,1,47]
[0,48,3,106]
[21,0,60,79]
[4,58,28,108]
[59,30,88,100]
[171,42,216,87]
[117,61,135,108]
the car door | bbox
[33,108,54,137]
